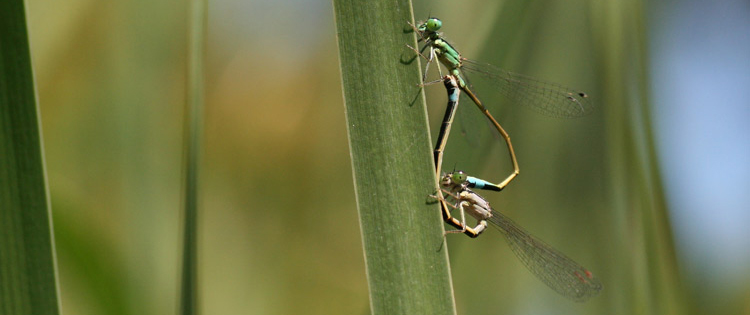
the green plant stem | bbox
[332,1,457,314]
[179,0,206,314]
[0,1,61,314]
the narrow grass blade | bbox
[179,0,207,314]
[0,1,61,314]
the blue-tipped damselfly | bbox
[433,170,603,302]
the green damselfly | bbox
[408,17,593,118]
[417,17,592,192]
[433,170,603,302]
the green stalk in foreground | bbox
[179,0,206,314]
[0,1,61,314]
[332,1,457,314]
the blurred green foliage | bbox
[18,0,746,314]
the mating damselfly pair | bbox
[409,17,602,302]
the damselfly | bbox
[433,170,603,302]
[415,18,592,191]
[408,17,593,118]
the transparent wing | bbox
[462,59,594,118]
[487,212,603,302]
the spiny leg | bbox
[431,189,467,232]
[437,194,485,237]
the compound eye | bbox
[426,18,442,31]
[451,171,467,184]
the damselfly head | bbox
[416,17,442,32]
[439,171,464,188]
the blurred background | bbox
[25,0,748,314]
